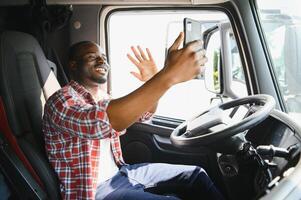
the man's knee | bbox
[195,166,207,174]
[103,189,180,200]
[191,166,214,189]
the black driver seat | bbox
[0,31,62,199]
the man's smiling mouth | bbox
[95,65,108,73]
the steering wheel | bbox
[170,94,275,147]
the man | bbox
[43,32,223,200]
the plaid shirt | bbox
[43,80,152,200]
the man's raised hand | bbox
[127,46,158,82]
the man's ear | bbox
[69,60,77,72]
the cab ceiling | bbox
[0,0,228,6]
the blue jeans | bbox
[95,163,223,200]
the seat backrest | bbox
[0,31,62,199]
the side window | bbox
[257,0,301,118]
[107,10,246,120]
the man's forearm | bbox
[107,34,204,131]
[148,102,158,114]
[107,70,171,131]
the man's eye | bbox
[88,56,96,60]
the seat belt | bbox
[31,0,72,86]
[0,97,44,188]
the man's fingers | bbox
[193,49,206,59]
[127,54,142,69]
[199,49,206,57]
[130,71,142,80]
[196,56,208,66]
[146,48,154,61]
[131,46,143,62]
[169,32,184,52]
[186,40,203,52]
[190,48,207,67]
[137,46,148,60]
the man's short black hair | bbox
[68,41,95,61]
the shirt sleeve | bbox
[47,95,123,140]
[138,112,154,122]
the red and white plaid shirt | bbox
[43,80,152,200]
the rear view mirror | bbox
[202,25,218,50]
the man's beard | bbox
[77,62,109,84]
[92,75,107,84]
[92,64,109,84]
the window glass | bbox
[256,0,301,120]
[108,10,245,120]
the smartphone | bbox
[183,18,202,47]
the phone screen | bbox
[183,18,202,46]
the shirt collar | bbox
[69,80,90,95]
[69,80,95,102]
[69,80,109,103]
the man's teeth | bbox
[95,68,106,73]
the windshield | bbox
[256,0,301,120]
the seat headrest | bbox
[0,31,60,137]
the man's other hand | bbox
[127,46,158,82]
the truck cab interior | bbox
[0,0,301,200]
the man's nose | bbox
[96,56,106,64]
